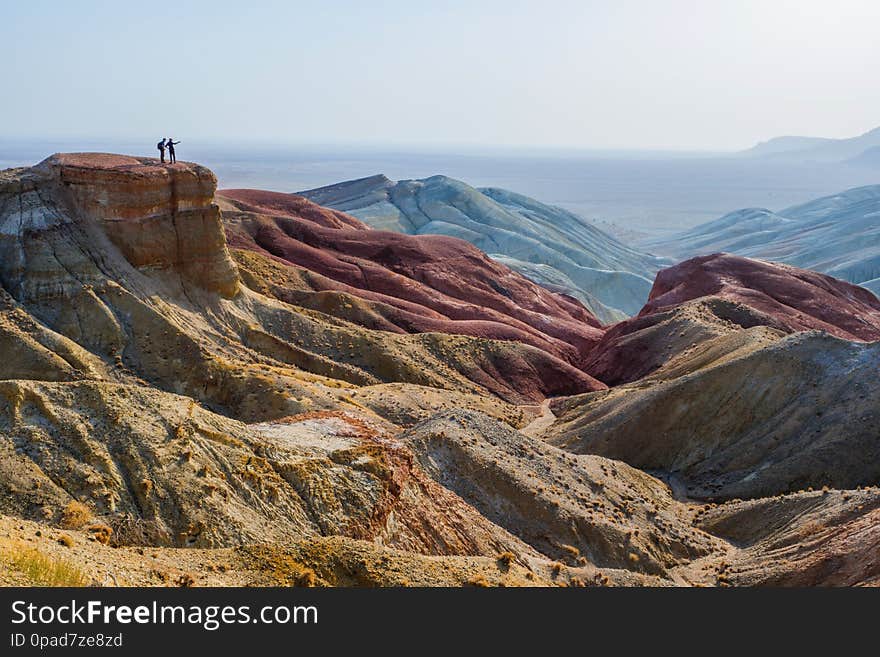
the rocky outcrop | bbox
[2,154,239,300]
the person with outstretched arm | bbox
[157,138,166,163]
[166,138,181,163]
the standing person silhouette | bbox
[166,138,181,163]
[156,138,167,163]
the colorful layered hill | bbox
[218,188,604,369]
[534,254,880,506]
[644,253,880,340]
[582,253,880,385]
[299,174,669,322]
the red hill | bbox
[220,189,605,369]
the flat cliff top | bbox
[50,152,156,170]
[27,152,214,184]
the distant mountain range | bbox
[847,145,880,169]
[743,126,880,162]
[645,184,880,293]
[300,175,670,323]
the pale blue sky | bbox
[2,0,878,150]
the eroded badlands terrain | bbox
[1,154,877,587]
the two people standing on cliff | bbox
[156,138,181,164]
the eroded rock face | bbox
[584,297,787,385]
[549,333,880,500]
[403,410,725,576]
[1,154,238,301]
[0,380,535,557]
[697,489,880,586]
[0,154,600,420]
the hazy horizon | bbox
[5,137,877,238]
[4,1,878,236]
[3,0,879,152]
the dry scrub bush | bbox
[497,552,516,569]
[295,569,318,587]
[560,544,580,559]
[798,521,824,538]
[176,573,196,587]
[4,544,88,586]
[466,574,491,587]
[60,501,93,529]
[108,514,171,547]
[87,524,113,545]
